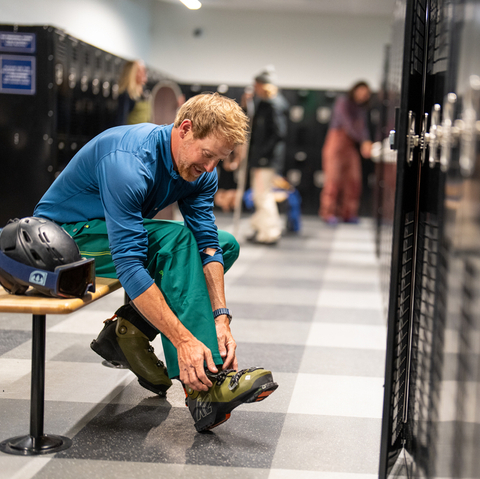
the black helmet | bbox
[0,217,95,298]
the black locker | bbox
[0,25,58,227]
[380,0,480,477]
[0,25,130,226]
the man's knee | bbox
[146,220,197,249]
[218,230,240,272]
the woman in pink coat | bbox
[320,81,372,224]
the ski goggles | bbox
[0,250,96,298]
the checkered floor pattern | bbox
[0,214,386,478]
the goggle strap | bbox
[0,250,59,291]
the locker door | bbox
[0,25,57,225]
[379,0,429,475]
[398,0,452,476]
[430,1,480,476]
[380,0,480,477]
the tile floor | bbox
[0,214,387,479]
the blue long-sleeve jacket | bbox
[34,123,223,299]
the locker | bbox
[379,0,480,477]
[0,25,139,226]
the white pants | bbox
[250,167,282,243]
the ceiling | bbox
[160,0,394,17]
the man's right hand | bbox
[176,337,218,391]
[132,284,219,391]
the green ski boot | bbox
[185,367,278,432]
[91,315,172,396]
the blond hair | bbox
[174,92,249,146]
[118,60,144,101]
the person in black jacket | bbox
[245,66,289,245]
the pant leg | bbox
[339,149,362,220]
[320,132,343,220]
[62,218,240,378]
[142,219,240,378]
[250,167,282,243]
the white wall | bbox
[150,3,393,91]
[1,0,393,91]
[0,0,153,61]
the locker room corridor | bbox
[0,214,387,478]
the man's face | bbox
[175,129,234,182]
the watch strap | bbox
[213,308,232,323]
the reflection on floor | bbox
[0,214,386,479]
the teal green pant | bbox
[62,219,240,378]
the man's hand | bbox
[176,337,218,391]
[215,315,238,371]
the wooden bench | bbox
[0,277,122,456]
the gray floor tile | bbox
[229,276,323,290]
[235,342,305,374]
[2,332,96,362]
[33,460,270,479]
[0,313,66,332]
[232,319,311,346]
[313,307,385,325]
[56,403,285,469]
[0,330,31,356]
[234,264,325,282]
[227,302,315,322]
[271,414,382,473]
[227,286,319,306]
[320,281,382,292]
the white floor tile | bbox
[48,310,114,334]
[328,252,378,267]
[0,358,32,386]
[331,240,376,253]
[322,266,380,284]
[306,323,387,350]
[1,361,133,403]
[288,373,384,418]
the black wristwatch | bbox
[213,308,232,324]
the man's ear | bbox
[179,119,192,139]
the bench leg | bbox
[0,314,72,455]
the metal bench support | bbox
[0,314,72,455]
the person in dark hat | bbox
[245,66,289,245]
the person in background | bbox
[244,66,289,245]
[214,145,246,213]
[116,59,151,125]
[320,81,372,225]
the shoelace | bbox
[212,367,263,391]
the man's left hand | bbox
[215,315,238,370]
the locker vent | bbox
[391,211,415,445]
[411,0,427,75]
[408,212,440,475]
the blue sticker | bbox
[29,270,48,286]
[0,55,36,95]
[0,32,36,53]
